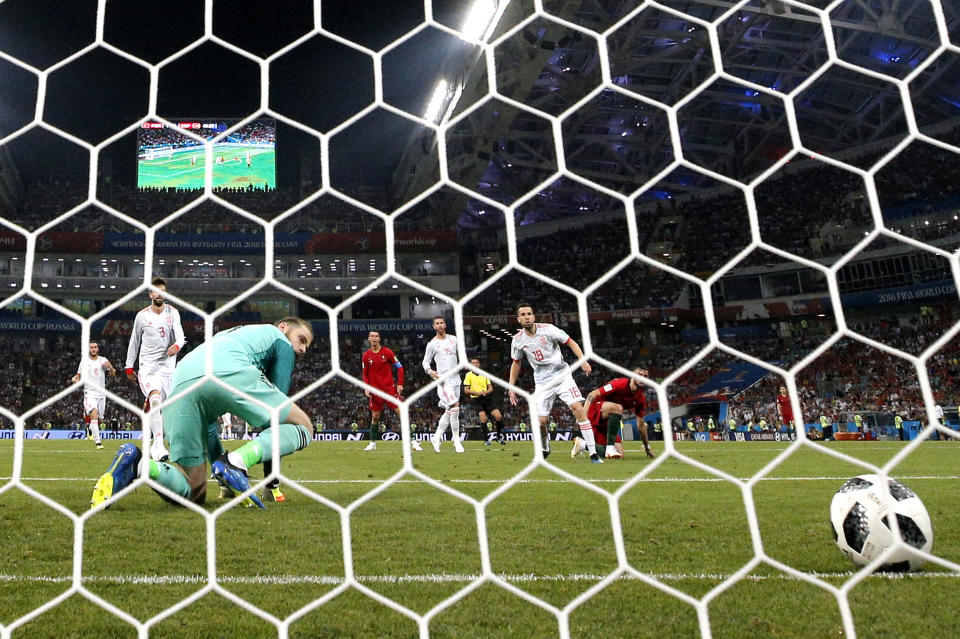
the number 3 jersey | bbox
[511,323,571,387]
[125,305,186,377]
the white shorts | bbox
[534,374,583,417]
[139,371,172,401]
[436,378,461,409]
[83,395,106,417]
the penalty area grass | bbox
[0,439,957,638]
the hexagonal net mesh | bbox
[1,0,959,637]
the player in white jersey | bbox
[71,342,116,450]
[422,316,464,453]
[125,277,186,462]
[219,413,233,440]
[508,303,601,463]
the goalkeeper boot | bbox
[211,454,264,509]
[90,443,141,509]
[570,436,585,458]
[589,453,604,464]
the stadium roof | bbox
[396,0,960,222]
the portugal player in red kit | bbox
[776,385,794,432]
[361,331,421,451]
[579,368,654,459]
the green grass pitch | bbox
[1,439,957,638]
[137,145,275,190]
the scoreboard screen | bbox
[136,119,276,190]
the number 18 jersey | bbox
[511,323,570,387]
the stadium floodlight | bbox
[424,79,450,123]
[461,0,498,42]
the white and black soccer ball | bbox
[829,474,933,572]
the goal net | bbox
[0,0,958,637]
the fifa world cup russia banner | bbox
[0,318,80,332]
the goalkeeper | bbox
[91,318,315,509]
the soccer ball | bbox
[829,474,933,572]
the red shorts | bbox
[587,402,622,446]
[587,401,605,428]
[369,388,400,413]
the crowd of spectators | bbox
[228,121,275,145]
[753,163,871,260]
[3,305,957,437]
[516,218,631,291]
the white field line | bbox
[4,476,959,484]
[0,571,957,587]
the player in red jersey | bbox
[361,331,420,451]
[578,367,654,459]
[775,385,794,432]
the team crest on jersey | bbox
[165,314,173,325]
[539,336,548,347]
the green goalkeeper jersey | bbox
[173,324,295,393]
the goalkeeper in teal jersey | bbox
[91,318,315,509]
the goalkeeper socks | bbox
[607,413,622,444]
[89,419,101,444]
[148,459,191,499]
[228,423,310,469]
[370,420,379,442]
[578,421,598,455]
[206,421,224,462]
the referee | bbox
[464,358,506,445]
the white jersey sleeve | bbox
[424,335,459,376]
[422,340,436,375]
[171,306,186,350]
[125,312,143,370]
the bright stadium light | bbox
[461,0,497,41]
[424,79,450,122]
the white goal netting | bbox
[1,0,959,637]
